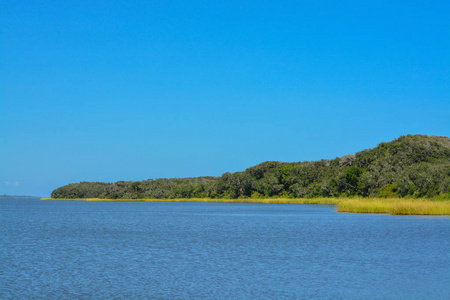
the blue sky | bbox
[1,0,449,197]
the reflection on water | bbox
[1,199,449,299]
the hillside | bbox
[51,135,450,199]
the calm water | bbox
[1,198,449,299]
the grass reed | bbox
[337,198,450,215]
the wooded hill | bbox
[51,135,450,199]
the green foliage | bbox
[433,192,450,200]
[251,192,263,199]
[51,135,450,199]
[344,166,363,194]
[378,183,400,198]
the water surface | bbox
[1,198,449,299]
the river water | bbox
[1,198,449,299]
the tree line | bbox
[51,135,450,199]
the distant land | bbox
[0,195,41,199]
[51,135,450,200]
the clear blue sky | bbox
[1,1,449,197]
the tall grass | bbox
[337,198,450,215]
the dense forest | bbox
[51,135,450,199]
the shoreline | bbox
[40,197,450,216]
[40,197,338,204]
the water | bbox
[1,198,449,299]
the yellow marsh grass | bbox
[40,197,450,215]
[338,199,450,215]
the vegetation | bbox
[51,135,450,201]
[337,198,450,215]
